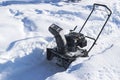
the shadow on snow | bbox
[1,47,64,80]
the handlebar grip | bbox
[93,3,112,15]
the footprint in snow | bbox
[22,17,38,32]
[9,9,23,16]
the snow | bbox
[0,0,120,80]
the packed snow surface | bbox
[0,0,120,80]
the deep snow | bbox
[0,0,120,80]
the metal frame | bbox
[79,3,112,53]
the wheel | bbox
[81,49,88,57]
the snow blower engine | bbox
[46,3,112,69]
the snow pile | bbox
[0,0,120,80]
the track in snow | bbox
[0,36,64,80]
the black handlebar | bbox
[93,3,112,15]
[88,3,112,53]
[79,3,112,33]
[78,3,112,53]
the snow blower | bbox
[46,3,112,69]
